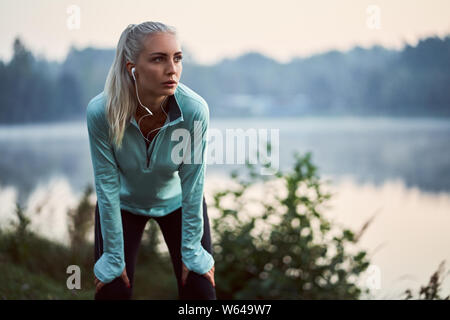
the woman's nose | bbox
[166,60,177,73]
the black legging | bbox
[94,195,217,300]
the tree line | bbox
[0,34,449,124]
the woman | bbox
[86,21,216,300]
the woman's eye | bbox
[152,56,182,62]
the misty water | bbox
[0,116,449,299]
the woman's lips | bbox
[162,81,177,87]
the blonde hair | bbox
[104,21,178,150]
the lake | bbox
[0,116,449,299]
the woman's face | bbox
[133,32,183,97]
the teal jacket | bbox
[86,82,214,284]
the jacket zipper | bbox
[141,114,181,169]
[145,127,164,168]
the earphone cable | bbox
[136,96,169,143]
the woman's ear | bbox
[126,61,135,79]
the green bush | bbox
[211,151,372,299]
[67,184,95,265]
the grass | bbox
[0,253,94,300]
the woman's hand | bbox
[94,266,130,293]
[182,261,215,288]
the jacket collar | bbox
[130,92,184,128]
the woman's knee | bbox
[94,278,133,300]
[179,272,217,300]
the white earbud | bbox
[131,67,136,80]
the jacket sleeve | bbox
[86,99,125,284]
[178,102,215,275]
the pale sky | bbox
[1,0,449,65]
